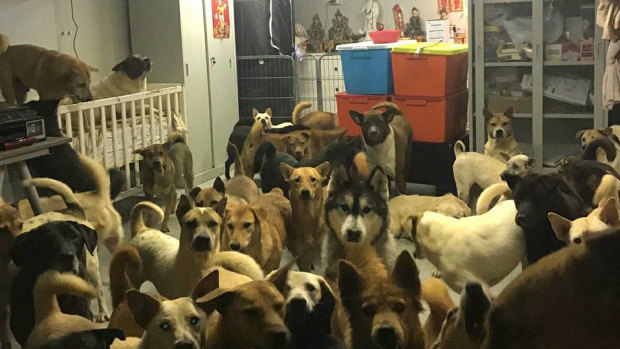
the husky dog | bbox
[323,165,395,281]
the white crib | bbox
[56,84,187,199]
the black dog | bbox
[582,136,617,163]
[41,329,125,349]
[502,173,588,264]
[560,159,620,207]
[10,221,97,345]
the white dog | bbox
[410,200,527,293]
[252,108,293,130]
[548,197,620,245]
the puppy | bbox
[484,107,521,162]
[548,197,620,245]
[410,200,527,293]
[252,108,294,130]
[283,130,311,161]
[350,102,413,194]
[281,162,330,271]
[221,189,291,273]
[91,55,151,100]
[292,101,339,130]
[23,271,98,349]
[333,246,425,349]
[0,198,21,349]
[389,193,470,240]
[10,221,97,346]
[110,270,220,349]
[0,33,96,104]
[127,196,263,298]
[324,165,395,281]
[41,329,125,349]
[486,229,620,348]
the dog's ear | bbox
[391,251,421,296]
[368,166,389,201]
[483,109,494,122]
[301,131,311,140]
[280,163,295,182]
[71,222,98,255]
[548,212,571,243]
[501,171,521,190]
[267,259,295,293]
[176,194,194,220]
[600,197,620,226]
[88,328,126,345]
[504,106,514,118]
[499,153,510,162]
[133,148,147,156]
[317,276,336,304]
[575,130,586,140]
[87,65,99,73]
[213,177,226,195]
[540,175,559,192]
[382,108,397,124]
[265,108,273,117]
[199,288,236,315]
[112,59,126,72]
[190,187,202,201]
[192,269,219,303]
[462,283,491,342]
[328,164,350,194]
[10,231,33,267]
[214,197,228,218]
[252,108,259,118]
[281,135,290,144]
[338,260,363,302]
[316,161,331,179]
[526,157,535,167]
[349,111,364,126]
[127,289,161,329]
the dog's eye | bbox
[66,230,80,240]
[340,204,350,212]
[512,164,518,170]
[502,122,508,126]
[310,177,317,183]
[362,304,377,317]
[243,308,262,318]
[210,200,219,206]
[491,123,497,127]
[305,283,316,293]
[393,302,406,314]
[190,316,200,325]
[573,237,583,244]
[249,143,254,149]
[159,321,171,331]
[207,220,219,228]
[446,308,458,320]
[582,138,586,142]
[243,222,252,229]
[273,303,283,312]
[227,223,233,230]
[185,220,197,229]
[362,206,372,214]
[294,177,301,183]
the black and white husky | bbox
[323,165,395,280]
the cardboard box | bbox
[426,20,450,43]
[545,44,562,61]
[488,94,532,114]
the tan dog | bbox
[202,264,291,349]
[292,101,339,130]
[333,245,425,349]
[91,55,151,100]
[23,271,97,349]
[221,189,291,273]
[422,278,456,348]
[280,162,330,271]
[548,197,620,245]
[576,125,620,150]
[484,107,521,162]
[253,107,294,130]
[0,198,21,349]
[128,197,264,299]
[282,130,311,161]
[0,33,95,104]
[389,194,471,240]
[240,120,289,175]
[110,270,220,349]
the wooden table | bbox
[0,137,71,215]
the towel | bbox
[598,0,620,40]
[603,41,620,109]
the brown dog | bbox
[240,121,289,175]
[0,198,21,349]
[333,245,426,349]
[280,162,330,272]
[484,107,521,162]
[202,263,292,349]
[421,278,455,348]
[307,128,348,159]
[292,101,339,130]
[0,33,95,104]
[282,130,311,161]
[221,189,290,273]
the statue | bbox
[405,7,425,39]
[328,9,353,45]
[361,0,379,39]
[307,14,325,53]
[439,7,449,20]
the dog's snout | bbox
[295,151,303,159]
[515,213,526,227]
[346,229,362,242]
[153,160,162,169]
[269,328,290,347]
[229,242,241,251]
[369,129,378,137]
[192,235,212,252]
[300,189,311,200]
[174,341,196,349]
[288,297,307,313]
[495,128,504,137]
[260,119,266,125]
[374,325,397,349]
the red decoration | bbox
[212,0,230,39]
[393,4,405,34]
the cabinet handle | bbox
[536,44,541,60]
[185,63,189,77]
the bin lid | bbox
[392,42,469,55]
[337,40,416,51]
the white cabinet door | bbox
[204,0,239,166]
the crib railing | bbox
[56,84,187,200]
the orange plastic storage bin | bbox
[335,92,391,136]
[391,43,468,97]
[392,90,468,143]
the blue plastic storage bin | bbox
[337,40,415,95]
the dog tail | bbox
[207,251,264,280]
[476,182,511,214]
[109,245,142,308]
[78,154,110,201]
[0,33,9,55]
[454,140,466,157]
[372,102,404,117]
[33,270,96,323]
[226,142,245,177]
[130,201,164,237]
[22,178,84,216]
[422,278,455,338]
[583,137,616,163]
[253,141,277,175]
[292,101,312,124]
[166,130,187,145]
[594,174,620,207]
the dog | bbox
[430,283,491,349]
[0,33,95,104]
[333,246,425,349]
[307,128,348,159]
[127,196,264,299]
[548,197,620,245]
[350,102,413,194]
[421,278,456,348]
[582,136,619,171]
[576,125,620,151]
[486,229,620,348]
[134,132,193,232]
[23,271,99,349]
[110,270,220,349]
[292,101,339,130]
[324,165,395,281]
[221,189,291,273]
[253,108,294,130]
[283,130,311,161]
[502,172,589,264]
[225,118,255,179]
[10,220,97,346]
[410,200,527,293]
[40,329,125,349]
[281,162,330,271]
[192,143,258,208]
[202,263,292,349]
[389,193,470,240]
[484,107,521,162]
[91,55,151,100]
[558,158,620,207]
[0,198,21,349]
